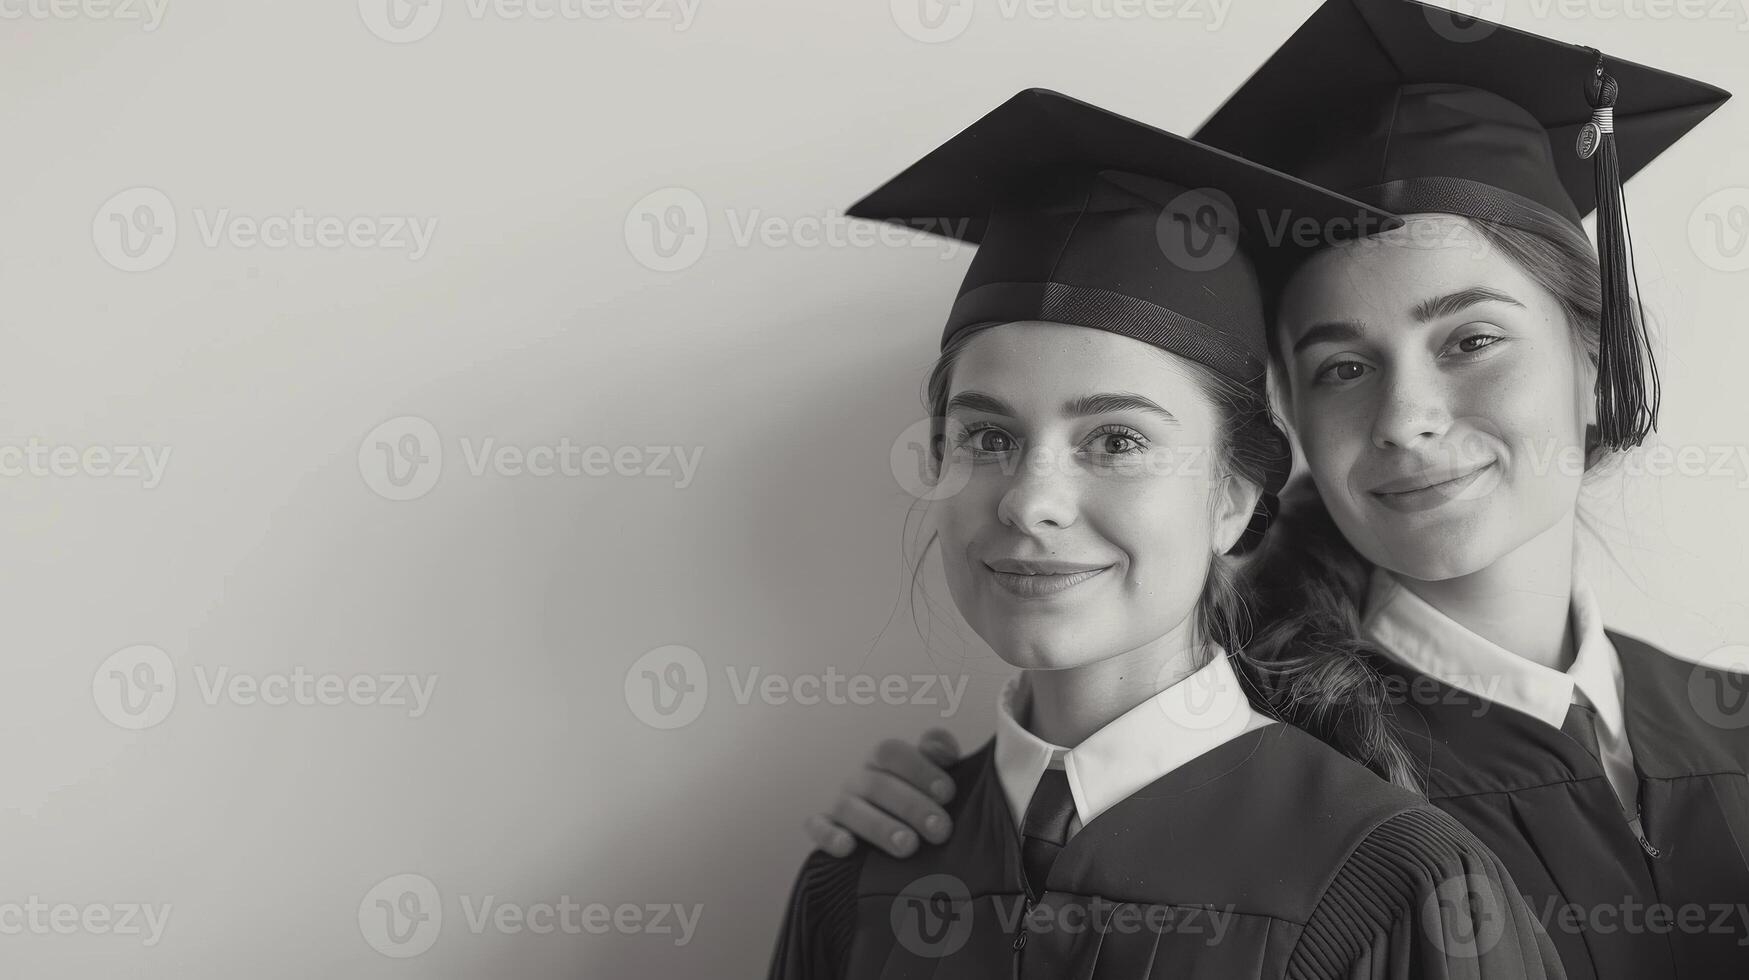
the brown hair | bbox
[1243,213,1636,793]
[906,322,1417,785]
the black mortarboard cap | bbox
[847,88,1399,523]
[848,88,1396,394]
[1194,0,1730,450]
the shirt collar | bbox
[992,649,1274,831]
[1361,567,1625,737]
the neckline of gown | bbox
[1371,634,1744,793]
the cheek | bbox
[935,481,1003,566]
[1474,343,1588,461]
[1495,374,1588,516]
[1289,399,1393,559]
[1293,407,1368,497]
[1088,475,1215,584]
[933,485,1001,637]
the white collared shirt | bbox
[992,649,1277,839]
[1361,568,1641,825]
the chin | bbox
[1362,511,1492,580]
[975,621,1109,672]
[1362,505,1555,584]
[1371,541,1497,584]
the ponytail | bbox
[1232,478,1423,792]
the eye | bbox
[1085,424,1149,457]
[1450,332,1504,355]
[1313,359,1371,385]
[954,423,1016,457]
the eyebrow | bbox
[945,390,1179,426]
[1289,321,1363,356]
[1289,287,1526,355]
[1411,286,1524,323]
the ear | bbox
[1211,473,1264,557]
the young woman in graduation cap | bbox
[769,87,1565,980]
[800,2,1748,978]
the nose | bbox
[995,444,1079,531]
[1370,366,1453,451]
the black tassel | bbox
[1580,49,1660,450]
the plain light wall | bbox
[3,0,1747,975]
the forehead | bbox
[951,321,1215,418]
[1277,214,1534,329]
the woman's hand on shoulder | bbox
[804,728,963,858]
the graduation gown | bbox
[770,723,1564,980]
[1375,631,1749,980]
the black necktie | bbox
[1020,768,1076,899]
[1562,701,1604,769]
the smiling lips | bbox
[984,558,1114,598]
[1368,461,1498,513]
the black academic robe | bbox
[1378,631,1749,980]
[770,723,1564,980]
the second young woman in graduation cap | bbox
[804,2,1748,979]
[769,88,1564,980]
[1195,3,1749,975]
